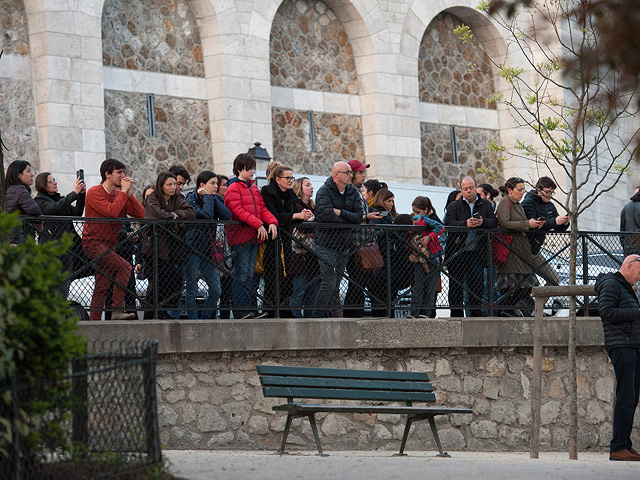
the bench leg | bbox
[278,412,295,454]
[307,414,329,457]
[428,416,450,458]
[394,416,414,456]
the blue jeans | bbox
[290,274,318,318]
[411,255,441,317]
[608,347,640,453]
[185,253,221,320]
[231,243,259,318]
[313,244,349,317]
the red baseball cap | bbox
[347,160,370,172]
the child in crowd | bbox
[409,196,444,318]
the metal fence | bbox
[0,341,161,480]
[17,216,629,319]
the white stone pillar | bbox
[26,0,106,191]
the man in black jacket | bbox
[444,176,498,317]
[595,256,640,461]
[312,162,363,317]
[521,177,569,286]
[620,187,640,257]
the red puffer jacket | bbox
[224,177,278,246]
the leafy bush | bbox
[0,211,86,467]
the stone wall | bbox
[271,107,364,175]
[156,346,616,452]
[270,0,358,94]
[104,90,212,195]
[421,122,501,188]
[0,78,39,170]
[0,0,29,55]
[419,12,496,109]
[102,0,204,77]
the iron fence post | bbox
[275,234,281,318]
[582,235,588,314]
[487,231,495,316]
[385,228,392,316]
[153,223,159,319]
[142,342,162,466]
[71,357,89,448]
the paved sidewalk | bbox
[164,450,639,480]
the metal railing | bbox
[16,216,629,319]
[0,340,161,480]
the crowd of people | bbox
[4,155,573,320]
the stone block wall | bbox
[0,77,39,170]
[420,122,501,188]
[271,107,364,175]
[270,0,358,94]
[102,0,204,77]
[0,0,29,55]
[104,90,212,196]
[419,12,496,109]
[156,346,618,452]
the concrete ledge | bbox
[79,317,604,354]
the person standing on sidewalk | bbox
[83,159,145,321]
[595,255,640,461]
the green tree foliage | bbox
[0,211,86,382]
[1,211,86,464]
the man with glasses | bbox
[521,176,569,285]
[444,176,498,317]
[620,186,640,257]
[595,255,640,461]
[312,161,364,317]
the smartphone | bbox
[473,212,481,218]
[77,169,84,183]
[537,217,545,221]
[379,211,389,217]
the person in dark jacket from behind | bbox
[595,255,640,461]
[261,162,313,317]
[312,161,363,317]
[35,172,86,298]
[4,160,42,244]
[620,186,640,257]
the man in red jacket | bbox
[224,153,278,319]
[83,159,145,320]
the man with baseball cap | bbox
[344,160,382,317]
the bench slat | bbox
[262,386,436,403]
[260,375,433,392]
[257,365,430,382]
[272,404,473,415]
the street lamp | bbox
[247,142,271,172]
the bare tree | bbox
[456,0,640,459]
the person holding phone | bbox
[495,177,544,316]
[368,188,397,316]
[521,176,569,286]
[444,176,498,317]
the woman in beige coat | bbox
[495,177,544,316]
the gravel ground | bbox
[164,450,639,480]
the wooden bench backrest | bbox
[257,365,436,403]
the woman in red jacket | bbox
[224,153,278,319]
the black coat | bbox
[314,177,362,251]
[443,195,498,265]
[520,190,568,254]
[35,191,85,240]
[261,181,302,272]
[5,184,42,244]
[595,271,640,350]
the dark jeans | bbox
[608,347,640,453]
[344,255,374,318]
[447,253,484,317]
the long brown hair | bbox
[152,171,177,210]
[372,188,394,212]
[292,177,315,209]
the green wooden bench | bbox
[256,365,473,457]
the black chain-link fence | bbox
[19,216,629,319]
[0,340,161,480]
